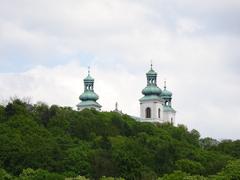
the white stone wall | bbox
[140,99,176,124]
[162,111,176,124]
[169,112,175,124]
[140,100,164,121]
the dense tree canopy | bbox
[0,99,239,179]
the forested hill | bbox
[0,99,240,180]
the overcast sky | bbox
[0,0,240,140]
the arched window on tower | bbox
[146,107,151,118]
[158,108,161,118]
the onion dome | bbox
[146,68,157,76]
[142,85,162,96]
[84,74,94,81]
[161,89,172,97]
[161,81,172,98]
[80,91,99,101]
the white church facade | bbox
[139,64,176,124]
[77,64,176,124]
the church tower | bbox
[77,68,102,111]
[139,64,164,122]
[161,81,176,124]
[139,64,176,123]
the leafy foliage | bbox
[0,99,239,179]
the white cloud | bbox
[0,0,240,140]
[176,18,203,34]
[0,61,141,114]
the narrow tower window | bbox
[158,108,161,118]
[146,107,151,118]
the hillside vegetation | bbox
[0,99,240,179]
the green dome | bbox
[161,89,172,98]
[161,81,172,98]
[146,69,157,76]
[142,85,162,96]
[84,74,94,81]
[80,90,99,101]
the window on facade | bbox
[146,107,151,118]
[171,118,173,124]
[158,108,161,118]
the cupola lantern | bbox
[77,67,102,111]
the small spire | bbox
[115,102,118,111]
[88,66,90,75]
[164,79,167,90]
[150,60,153,70]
